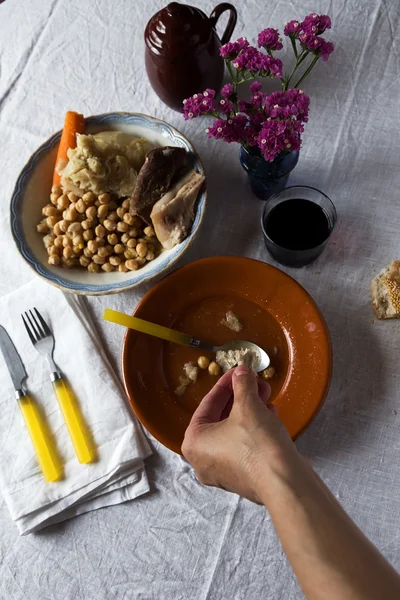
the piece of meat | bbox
[150,169,205,250]
[130,146,187,224]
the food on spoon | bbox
[371,261,400,319]
[130,146,187,224]
[59,131,153,197]
[221,310,243,332]
[53,111,86,186]
[184,362,199,382]
[150,170,205,250]
[208,361,222,376]
[216,348,260,373]
[197,356,210,370]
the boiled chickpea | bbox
[121,233,130,244]
[58,219,69,233]
[92,254,106,265]
[37,222,49,234]
[107,211,118,222]
[86,206,97,220]
[98,204,108,219]
[94,199,101,207]
[57,195,70,210]
[123,213,136,226]
[198,356,210,370]
[104,219,117,232]
[50,193,60,205]
[114,244,125,254]
[122,199,130,209]
[119,263,128,272]
[51,184,62,196]
[95,224,106,238]
[42,204,58,217]
[67,192,79,203]
[75,198,86,213]
[116,206,127,219]
[144,226,155,237]
[126,238,137,248]
[63,235,72,247]
[128,228,141,238]
[54,235,64,248]
[101,262,114,272]
[83,229,94,241]
[107,233,118,245]
[125,259,139,271]
[109,255,121,266]
[73,245,83,255]
[63,246,73,259]
[53,222,63,236]
[208,362,221,376]
[68,222,83,235]
[88,261,100,273]
[79,256,91,268]
[62,257,75,268]
[124,248,137,260]
[72,234,84,247]
[146,251,155,261]
[63,207,77,221]
[98,193,111,205]
[48,255,60,266]
[136,242,147,258]
[47,245,59,256]
[83,247,93,258]
[117,221,128,233]
[82,191,96,204]
[97,246,110,258]
[46,216,59,228]
[81,219,95,230]
[88,239,100,253]
[136,257,146,266]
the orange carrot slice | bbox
[53,111,85,186]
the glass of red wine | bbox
[261,186,337,268]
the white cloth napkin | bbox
[0,279,151,535]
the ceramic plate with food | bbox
[10,112,206,295]
[122,256,332,454]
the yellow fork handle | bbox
[103,308,192,346]
[53,378,94,464]
[18,395,63,482]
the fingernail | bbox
[234,365,251,377]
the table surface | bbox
[1,0,400,597]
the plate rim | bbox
[10,112,207,296]
[122,255,333,454]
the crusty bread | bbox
[371,261,400,319]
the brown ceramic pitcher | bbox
[145,2,237,111]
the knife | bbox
[0,326,62,482]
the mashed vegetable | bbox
[59,131,154,197]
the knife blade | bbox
[0,325,27,394]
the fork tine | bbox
[34,308,52,337]
[21,313,37,345]
[29,309,46,340]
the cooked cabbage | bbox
[59,131,154,197]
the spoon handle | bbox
[103,309,214,350]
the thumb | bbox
[232,365,261,408]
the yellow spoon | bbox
[103,309,270,372]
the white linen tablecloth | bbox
[0,0,399,597]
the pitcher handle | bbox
[209,3,237,45]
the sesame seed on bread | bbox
[371,261,400,319]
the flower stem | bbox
[290,37,298,59]
[283,50,308,90]
[293,54,320,88]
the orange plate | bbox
[122,257,332,454]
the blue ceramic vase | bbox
[239,145,299,200]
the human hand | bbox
[182,365,300,504]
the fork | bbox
[22,308,95,464]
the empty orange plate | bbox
[122,256,332,454]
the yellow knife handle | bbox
[18,395,63,482]
[103,308,193,346]
[53,378,94,464]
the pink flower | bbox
[182,89,216,120]
[298,31,334,61]
[302,13,331,34]
[320,39,334,61]
[284,20,301,36]
[206,115,249,143]
[220,37,249,59]
[258,28,283,50]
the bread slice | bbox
[371,261,400,319]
